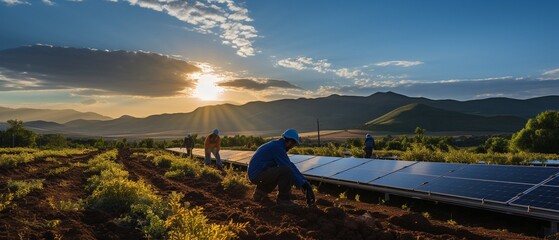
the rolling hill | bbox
[0,106,111,123]
[9,92,559,138]
[364,103,527,132]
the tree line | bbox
[1,110,558,154]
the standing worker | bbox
[364,133,375,158]
[204,128,223,169]
[247,128,315,207]
[182,133,195,158]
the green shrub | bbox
[444,149,479,164]
[401,144,444,162]
[221,167,249,195]
[165,194,247,240]
[87,177,159,214]
[0,152,35,167]
[7,179,45,198]
[47,196,84,211]
[0,193,14,212]
[48,166,71,175]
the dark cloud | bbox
[0,45,200,97]
[218,78,303,91]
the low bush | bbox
[7,179,45,198]
[221,167,250,195]
[0,193,14,212]
[0,152,34,167]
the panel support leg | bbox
[384,193,390,203]
[551,221,558,235]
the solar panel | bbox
[511,185,559,211]
[446,164,559,184]
[304,158,370,177]
[416,177,533,203]
[295,156,342,173]
[228,151,253,161]
[397,162,467,176]
[288,155,316,164]
[330,159,416,183]
[216,150,238,159]
[544,176,559,186]
[370,172,440,190]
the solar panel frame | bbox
[544,176,559,186]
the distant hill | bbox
[0,106,111,123]
[9,92,559,138]
[364,103,527,132]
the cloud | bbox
[218,78,302,91]
[42,0,53,5]
[0,45,200,97]
[543,68,559,76]
[375,61,424,67]
[1,0,28,5]
[276,56,363,79]
[115,0,258,57]
[81,99,97,105]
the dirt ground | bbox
[0,149,555,240]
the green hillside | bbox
[364,103,527,133]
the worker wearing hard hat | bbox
[364,133,375,159]
[247,128,315,207]
[181,133,195,158]
[204,128,223,169]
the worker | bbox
[247,128,315,207]
[364,133,375,158]
[204,128,223,169]
[182,133,195,158]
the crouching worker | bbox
[247,128,315,207]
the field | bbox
[0,148,552,239]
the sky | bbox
[1,0,558,118]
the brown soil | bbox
[0,149,552,239]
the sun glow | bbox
[192,71,224,101]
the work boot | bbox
[277,199,299,207]
[252,189,269,202]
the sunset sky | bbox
[1,0,558,118]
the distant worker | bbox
[204,128,223,169]
[364,133,375,158]
[182,133,195,158]
[247,128,315,207]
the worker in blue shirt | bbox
[247,129,315,207]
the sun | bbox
[192,72,224,101]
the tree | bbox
[511,111,559,153]
[484,136,509,153]
[1,120,37,147]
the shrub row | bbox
[85,150,246,239]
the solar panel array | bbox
[172,148,559,221]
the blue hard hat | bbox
[282,128,300,144]
[366,134,372,138]
[213,129,219,135]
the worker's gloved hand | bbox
[302,181,315,205]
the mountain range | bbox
[4,92,559,139]
[0,106,111,123]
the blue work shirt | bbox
[247,138,307,188]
